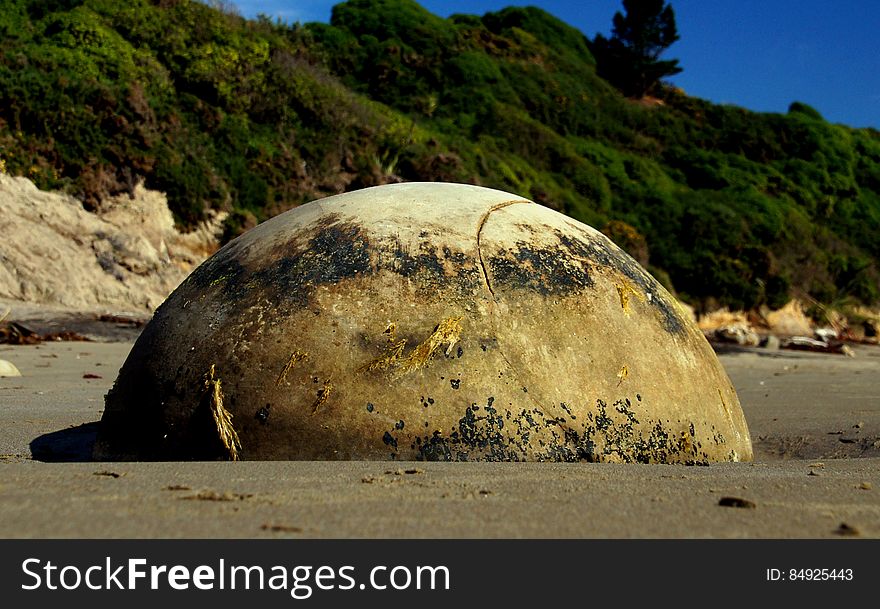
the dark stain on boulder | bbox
[390,241,446,281]
[185,214,373,308]
[415,394,716,464]
[486,225,685,335]
[389,240,482,297]
[264,218,374,306]
[488,242,594,297]
[189,215,485,308]
[382,431,398,450]
[255,404,271,424]
[558,229,685,335]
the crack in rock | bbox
[474,200,563,418]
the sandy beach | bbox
[1,324,878,538]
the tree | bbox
[592,0,682,98]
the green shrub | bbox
[0,0,877,310]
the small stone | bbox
[858,482,873,490]
[835,523,860,537]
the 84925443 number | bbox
[789,568,853,581]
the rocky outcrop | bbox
[0,174,225,313]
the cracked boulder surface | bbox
[94,183,753,463]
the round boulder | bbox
[94,183,752,463]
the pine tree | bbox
[592,0,682,98]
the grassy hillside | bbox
[1,0,879,313]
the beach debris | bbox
[0,322,40,344]
[838,318,879,344]
[708,323,760,347]
[0,359,22,377]
[165,485,192,491]
[0,321,90,344]
[834,522,860,537]
[814,327,838,342]
[698,299,876,353]
[781,336,854,356]
[93,470,122,478]
[261,524,303,533]
[718,496,756,509]
[97,313,146,327]
[698,308,750,332]
[83,373,103,379]
[857,482,873,490]
[385,468,425,475]
[181,490,253,502]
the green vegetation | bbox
[1,0,879,312]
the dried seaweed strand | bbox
[276,350,308,386]
[615,280,645,314]
[383,322,398,343]
[204,364,241,461]
[616,365,628,387]
[311,380,333,415]
[358,339,407,373]
[399,316,463,374]
[358,317,464,376]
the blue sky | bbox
[231,0,880,129]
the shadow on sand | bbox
[30,422,99,462]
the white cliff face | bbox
[0,174,225,313]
